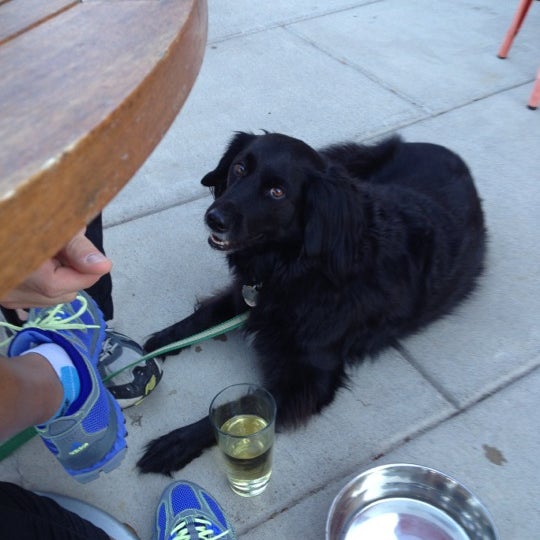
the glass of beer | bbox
[209,383,276,497]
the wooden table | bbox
[0,0,208,298]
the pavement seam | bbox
[284,24,431,114]
[103,191,212,230]
[394,343,461,408]
[102,78,534,230]
[206,1,385,46]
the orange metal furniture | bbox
[497,0,540,109]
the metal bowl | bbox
[326,463,499,540]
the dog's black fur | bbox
[138,132,486,475]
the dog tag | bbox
[242,284,260,307]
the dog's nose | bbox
[205,208,229,233]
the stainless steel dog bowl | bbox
[326,463,498,540]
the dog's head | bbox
[201,132,362,280]
[201,132,324,251]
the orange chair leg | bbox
[497,0,534,58]
[528,68,540,110]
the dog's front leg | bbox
[261,349,347,429]
[144,285,243,356]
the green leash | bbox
[0,312,249,461]
[102,312,249,383]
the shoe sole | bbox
[105,359,163,410]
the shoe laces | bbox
[0,294,99,348]
[170,517,231,540]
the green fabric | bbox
[0,427,37,460]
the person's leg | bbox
[0,305,21,326]
[85,214,163,409]
[85,214,113,321]
[0,482,110,540]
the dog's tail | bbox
[321,135,402,180]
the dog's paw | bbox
[137,417,215,475]
[137,429,203,475]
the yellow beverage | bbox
[219,414,274,496]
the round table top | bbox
[0,0,208,297]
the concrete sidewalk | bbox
[1,1,539,538]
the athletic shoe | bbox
[154,481,237,540]
[7,292,127,483]
[98,329,163,409]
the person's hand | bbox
[0,230,112,309]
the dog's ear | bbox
[303,169,363,283]
[201,132,256,198]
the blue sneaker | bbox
[154,481,237,540]
[7,292,127,483]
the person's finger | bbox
[49,264,105,294]
[0,256,105,310]
[56,230,112,275]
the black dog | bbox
[138,132,486,475]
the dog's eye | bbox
[232,163,247,177]
[269,187,285,199]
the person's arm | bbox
[0,353,63,441]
